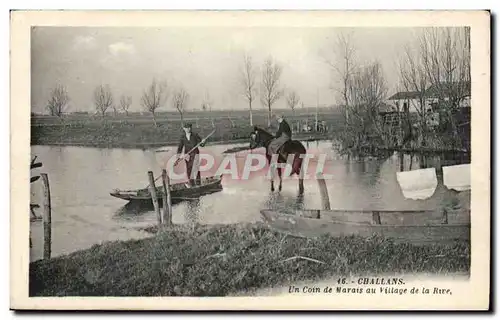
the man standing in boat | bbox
[176,123,206,186]
[268,113,292,157]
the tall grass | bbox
[30,223,470,297]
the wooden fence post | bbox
[160,170,167,225]
[161,169,173,226]
[41,173,51,260]
[316,174,331,212]
[372,211,382,225]
[441,208,449,224]
[148,171,162,225]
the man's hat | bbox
[183,122,192,128]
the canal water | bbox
[29,141,470,262]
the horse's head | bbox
[249,126,261,149]
[249,126,273,149]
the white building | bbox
[387,81,471,127]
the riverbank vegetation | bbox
[30,223,470,297]
[31,109,341,149]
[327,28,471,155]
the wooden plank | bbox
[272,208,469,226]
[303,209,437,214]
[41,173,52,259]
[260,210,470,245]
[30,162,42,169]
[316,176,331,211]
[148,171,162,225]
[265,208,470,215]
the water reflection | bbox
[264,191,305,211]
[114,201,153,217]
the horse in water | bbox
[249,126,306,194]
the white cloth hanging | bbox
[442,164,471,192]
[396,168,438,200]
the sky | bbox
[31,27,424,114]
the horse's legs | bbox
[298,178,304,195]
[268,158,275,192]
[293,152,305,195]
[277,167,283,192]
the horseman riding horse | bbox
[249,114,306,194]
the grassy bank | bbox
[30,223,470,297]
[30,122,332,149]
[31,110,342,149]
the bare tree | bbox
[350,62,388,119]
[202,90,212,112]
[141,78,168,126]
[325,31,357,123]
[172,86,189,126]
[398,43,431,147]
[260,56,284,127]
[342,61,388,148]
[120,95,132,116]
[46,85,70,118]
[399,27,471,146]
[240,53,257,126]
[202,90,215,128]
[286,90,300,116]
[93,84,114,118]
[399,44,430,114]
[111,105,119,117]
[418,27,470,142]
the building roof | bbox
[388,81,471,101]
[425,81,471,98]
[387,91,421,100]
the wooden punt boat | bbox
[260,207,470,245]
[110,175,223,202]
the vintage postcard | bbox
[10,10,490,310]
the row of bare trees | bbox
[45,55,297,128]
[45,80,190,126]
[46,84,132,118]
[93,85,133,118]
[139,79,190,126]
[240,54,300,127]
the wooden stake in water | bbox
[160,170,167,225]
[41,173,52,260]
[316,174,331,212]
[441,208,449,224]
[372,211,382,225]
[161,169,173,226]
[148,171,161,225]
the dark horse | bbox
[249,126,306,194]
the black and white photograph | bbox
[10,10,490,310]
